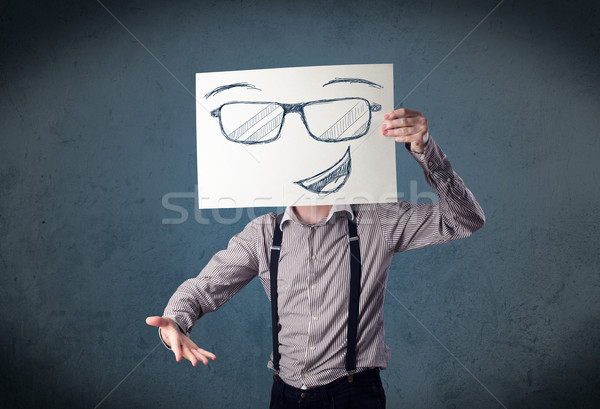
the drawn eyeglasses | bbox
[210,97,381,145]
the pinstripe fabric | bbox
[161,136,485,389]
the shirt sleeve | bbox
[160,218,261,344]
[376,134,486,253]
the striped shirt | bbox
[160,136,485,388]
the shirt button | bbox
[313,226,318,230]
[447,177,451,182]
[428,161,433,167]
[310,346,316,351]
[311,284,317,290]
[311,255,316,260]
[312,316,318,320]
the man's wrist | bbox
[409,131,430,153]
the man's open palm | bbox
[146,316,216,366]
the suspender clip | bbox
[270,245,281,251]
[349,236,359,242]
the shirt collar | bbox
[280,204,354,229]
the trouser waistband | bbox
[274,368,381,394]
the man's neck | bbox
[292,205,333,225]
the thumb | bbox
[145,316,174,328]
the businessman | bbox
[146,108,485,408]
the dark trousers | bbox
[269,369,386,409]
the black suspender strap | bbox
[269,210,362,382]
[270,213,284,375]
[345,213,362,381]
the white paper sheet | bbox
[196,64,397,209]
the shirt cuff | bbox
[159,327,172,350]
[406,132,455,187]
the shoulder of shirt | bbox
[352,202,393,213]
[353,202,410,210]
[352,202,413,222]
[243,211,278,238]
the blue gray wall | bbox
[1,0,599,408]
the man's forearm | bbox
[406,134,485,238]
[158,218,261,349]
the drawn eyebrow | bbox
[322,77,383,89]
[204,82,262,99]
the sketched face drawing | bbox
[196,64,397,209]
[210,96,382,195]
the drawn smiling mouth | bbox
[294,147,352,195]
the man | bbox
[146,108,485,408]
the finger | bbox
[382,126,426,137]
[383,108,422,120]
[394,135,415,143]
[171,338,183,362]
[382,116,426,129]
[388,108,422,118]
[394,130,427,143]
[182,345,199,367]
[196,347,217,361]
[145,316,173,328]
[145,316,163,327]
[182,339,217,363]
[190,348,210,366]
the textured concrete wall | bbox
[1,0,599,408]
